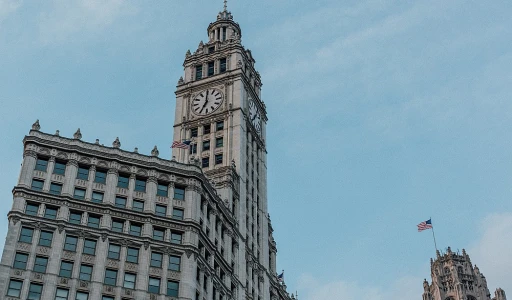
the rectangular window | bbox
[108,244,121,260]
[79,264,93,281]
[171,232,183,244]
[28,283,43,300]
[155,205,167,217]
[77,166,89,180]
[94,170,107,184]
[195,65,203,80]
[216,137,224,148]
[112,219,124,233]
[91,191,104,203]
[55,288,69,300]
[49,183,62,195]
[25,202,39,216]
[76,292,89,300]
[191,127,198,138]
[115,196,127,208]
[117,174,129,188]
[102,296,114,300]
[53,162,66,175]
[124,273,136,289]
[208,61,215,76]
[59,261,73,278]
[13,252,28,269]
[132,200,144,212]
[87,215,100,228]
[44,206,58,219]
[38,231,53,247]
[33,256,48,273]
[174,187,185,200]
[203,124,211,134]
[7,280,23,297]
[222,27,227,41]
[215,154,223,165]
[126,247,139,263]
[148,277,161,294]
[104,269,118,286]
[167,281,180,297]
[169,255,181,271]
[189,143,197,154]
[157,183,168,197]
[216,120,224,131]
[208,46,215,54]
[220,58,227,73]
[135,178,146,192]
[153,228,165,241]
[203,140,210,151]
[202,157,210,168]
[31,179,44,191]
[83,239,97,255]
[35,158,48,171]
[151,252,163,268]
[172,208,184,220]
[19,227,34,243]
[69,211,82,225]
[64,236,78,252]
[73,188,86,200]
[130,223,142,236]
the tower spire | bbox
[223,0,227,11]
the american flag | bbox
[417,219,433,232]
[277,271,284,283]
[171,140,191,149]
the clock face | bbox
[192,89,223,115]
[249,100,262,134]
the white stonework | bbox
[422,247,506,300]
[0,6,295,300]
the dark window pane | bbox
[167,281,179,297]
[216,137,223,148]
[53,162,66,175]
[215,154,223,165]
[203,124,211,134]
[130,224,142,236]
[115,197,127,208]
[151,252,163,268]
[25,203,39,216]
[31,179,44,191]
[44,207,58,219]
[132,200,144,212]
[79,264,93,281]
[87,215,100,228]
[104,269,117,286]
[92,192,104,203]
[203,140,210,151]
[55,288,68,300]
[135,179,146,192]
[94,170,107,184]
[83,239,97,255]
[153,228,164,241]
[64,236,78,252]
[69,211,82,225]
[13,252,28,269]
[19,227,34,243]
[77,167,89,180]
[208,61,214,76]
[49,183,62,195]
[191,128,198,138]
[155,205,167,217]
[174,187,185,200]
[59,261,73,278]
[74,188,86,200]
[38,231,53,247]
[220,58,227,73]
[172,208,184,220]
[34,256,48,273]
[126,247,139,263]
[7,280,23,297]
[189,143,197,154]
[202,157,209,168]
[76,292,89,300]
[28,283,43,300]
[169,255,181,271]
[117,174,129,188]
[148,277,160,294]
[108,244,121,260]
[35,158,48,171]
[124,273,136,289]
[156,184,168,197]
[171,232,182,244]
[195,65,202,80]
[112,220,124,232]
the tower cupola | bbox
[207,1,241,42]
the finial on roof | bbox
[224,0,228,11]
[73,128,82,140]
[32,119,41,131]
[134,147,138,153]
[151,146,159,157]
[55,130,60,136]
[95,139,99,144]
[113,137,121,148]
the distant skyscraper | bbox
[0,4,295,300]
[422,247,506,300]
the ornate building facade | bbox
[0,5,295,300]
[422,247,506,300]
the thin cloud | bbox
[0,0,21,23]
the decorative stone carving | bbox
[151,146,159,157]
[73,128,82,139]
[32,119,40,131]
[178,76,184,85]
[55,130,60,136]
[113,137,121,148]
[186,49,191,57]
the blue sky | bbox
[1,1,512,299]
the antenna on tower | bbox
[223,0,228,11]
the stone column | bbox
[135,245,150,299]
[85,165,96,201]
[18,150,37,188]
[180,252,198,300]
[128,174,136,209]
[146,176,158,214]
[104,169,118,205]
[185,186,200,221]
[166,183,175,218]
[62,160,78,197]
[41,157,56,192]
[90,237,108,299]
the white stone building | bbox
[0,5,295,300]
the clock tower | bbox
[172,4,291,300]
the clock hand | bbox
[200,90,209,113]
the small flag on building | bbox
[171,140,191,149]
[277,271,284,283]
[417,219,433,232]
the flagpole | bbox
[430,217,438,253]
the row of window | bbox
[200,154,223,168]
[7,277,178,298]
[34,158,186,199]
[189,137,224,154]
[195,58,227,80]
[190,121,224,138]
